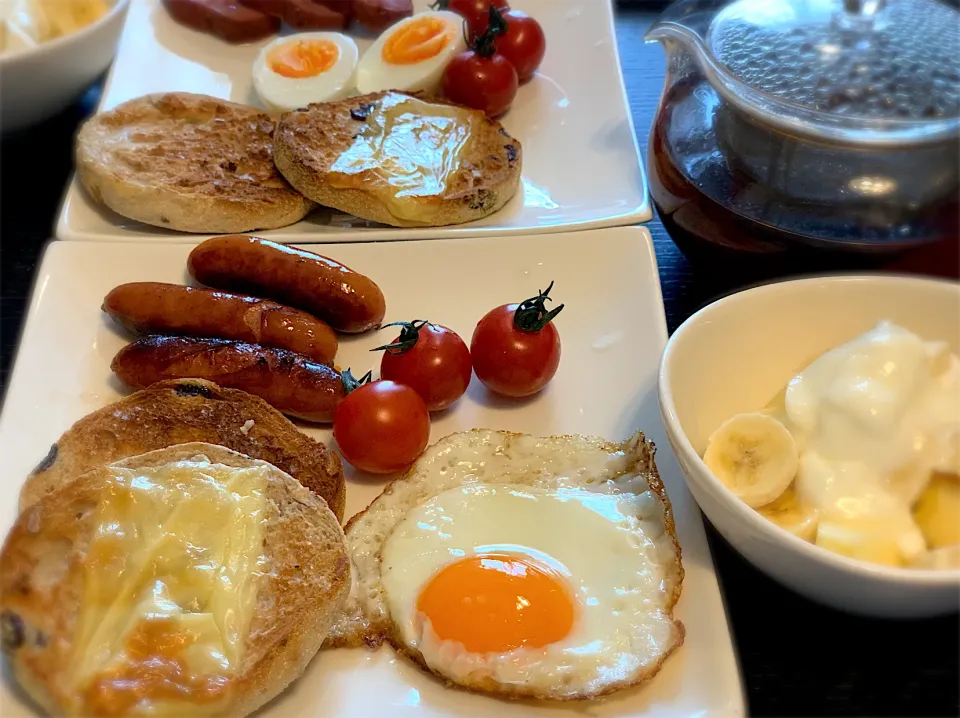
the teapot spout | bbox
[644,0,722,59]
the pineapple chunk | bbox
[913,472,960,549]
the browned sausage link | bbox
[282,0,345,29]
[162,0,279,43]
[111,336,345,423]
[103,282,339,365]
[353,0,412,31]
[235,0,272,17]
[188,235,387,334]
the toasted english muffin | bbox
[327,429,684,701]
[75,92,314,233]
[0,443,350,718]
[20,379,345,520]
[273,91,522,228]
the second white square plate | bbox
[55,0,651,243]
[0,227,741,717]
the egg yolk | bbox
[416,554,576,654]
[268,39,340,79]
[382,17,454,65]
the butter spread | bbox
[328,93,475,222]
[71,458,268,716]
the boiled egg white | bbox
[253,32,359,113]
[355,10,467,95]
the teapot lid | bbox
[651,0,960,144]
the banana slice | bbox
[703,412,799,508]
[758,486,820,542]
[815,512,927,567]
[913,471,960,549]
[910,544,960,570]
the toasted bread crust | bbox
[19,379,345,520]
[327,429,685,702]
[0,443,350,718]
[273,92,522,228]
[75,92,314,233]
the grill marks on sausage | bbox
[110,336,346,423]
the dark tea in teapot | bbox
[646,0,960,259]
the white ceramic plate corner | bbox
[0,227,741,717]
[54,0,651,243]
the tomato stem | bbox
[371,320,430,355]
[341,368,373,395]
[470,4,508,57]
[513,280,564,333]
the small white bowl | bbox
[0,0,129,133]
[659,274,960,618]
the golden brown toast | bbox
[75,92,314,233]
[20,378,345,520]
[0,443,350,717]
[273,91,522,228]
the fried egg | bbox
[329,430,684,700]
[253,32,359,112]
[355,11,467,95]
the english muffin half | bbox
[20,379,345,521]
[273,91,522,228]
[0,443,349,717]
[75,92,314,233]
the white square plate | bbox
[0,227,742,717]
[55,0,651,243]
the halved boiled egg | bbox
[253,32,359,113]
[355,11,467,95]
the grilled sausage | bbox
[162,0,279,43]
[236,0,283,17]
[103,282,338,365]
[279,0,347,28]
[240,0,353,22]
[111,336,346,423]
[188,235,386,334]
[353,0,412,31]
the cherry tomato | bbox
[496,10,545,83]
[443,0,509,36]
[470,282,563,398]
[443,50,518,117]
[377,320,473,412]
[333,376,430,474]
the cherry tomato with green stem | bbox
[442,5,518,117]
[333,370,430,474]
[470,281,563,398]
[434,0,509,36]
[375,320,473,412]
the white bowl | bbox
[0,0,129,133]
[658,274,960,618]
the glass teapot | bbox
[645,0,960,259]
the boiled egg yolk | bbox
[252,32,359,112]
[416,554,576,653]
[355,11,466,94]
[382,15,455,65]
[267,38,340,79]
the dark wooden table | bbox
[1,4,958,716]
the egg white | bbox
[253,32,359,113]
[355,10,467,95]
[330,429,684,700]
[381,483,678,696]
